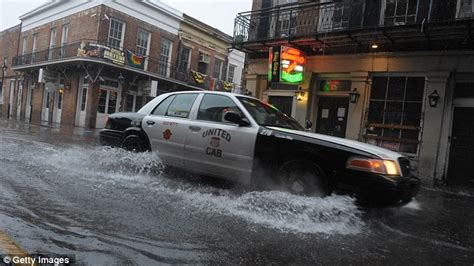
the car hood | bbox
[267,127,402,160]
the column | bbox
[417,71,450,184]
[347,71,370,141]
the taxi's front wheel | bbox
[121,135,145,152]
[276,160,333,197]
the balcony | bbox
[12,39,237,91]
[233,0,474,55]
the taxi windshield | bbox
[237,96,304,130]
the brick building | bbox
[0,0,244,129]
[0,25,21,118]
[232,0,474,186]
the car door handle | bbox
[189,125,201,132]
[146,120,155,125]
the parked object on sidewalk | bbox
[99,91,420,206]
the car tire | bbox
[121,135,145,152]
[276,160,333,197]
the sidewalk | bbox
[0,117,99,146]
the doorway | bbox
[16,81,23,119]
[447,107,474,187]
[96,88,120,128]
[25,83,33,121]
[315,96,349,138]
[76,81,89,127]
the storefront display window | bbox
[365,76,425,154]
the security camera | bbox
[103,14,109,20]
[98,76,105,82]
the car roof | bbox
[167,90,255,100]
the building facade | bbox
[0,0,244,129]
[233,0,474,186]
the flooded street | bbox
[0,119,473,265]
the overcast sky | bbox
[0,0,252,35]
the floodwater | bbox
[0,119,473,265]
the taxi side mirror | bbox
[224,111,250,127]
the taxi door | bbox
[142,93,199,167]
[183,94,258,183]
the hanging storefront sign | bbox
[77,42,125,66]
[104,48,125,66]
[268,46,305,84]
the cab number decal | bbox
[260,129,273,136]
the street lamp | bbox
[118,73,125,85]
[428,90,440,107]
[349,88,360,104]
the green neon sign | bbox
[281,71,304,84]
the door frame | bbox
[95,85,121,128]
[315,95,350,137]
[75,77,88,127]
[446,98,474,185]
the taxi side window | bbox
[165,93,198,118]
[197,94,243,124]
[152,95,175,116]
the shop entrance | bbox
[96,88,120,128]
[315,96,349,138]
[447,107,474,187]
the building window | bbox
[384,0,418,26]
[48,28,57,60]
[136,29,150,56]
[31,34,37,63]
[198,51,210,74]
[213,59,223,79]
[60,24,69,58]
[177,46,191,80]
[108,19,125,49]
[227,64,236,83]
[365,76,425,154]
[158,39,172,77]
[22,36,28,55]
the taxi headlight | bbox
[346,157,400,176]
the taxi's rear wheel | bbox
[277,160,332,197]
[121,135,145,152]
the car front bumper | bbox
[336,172,421,206]
[99,129,123,147]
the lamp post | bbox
[2,61,8,118]
[118,73,125,111]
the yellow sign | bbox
[104,48,125,65]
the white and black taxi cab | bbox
[99,91,420,206]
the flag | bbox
[126,50,145,69]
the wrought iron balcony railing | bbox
[12,39,240,91]
[12,39,189,81]
[233,0,474,46]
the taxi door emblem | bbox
[163,129,172,140]
[210,137,220,147]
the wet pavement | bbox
[0,118,473,265]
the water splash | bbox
[1,137,365,235]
